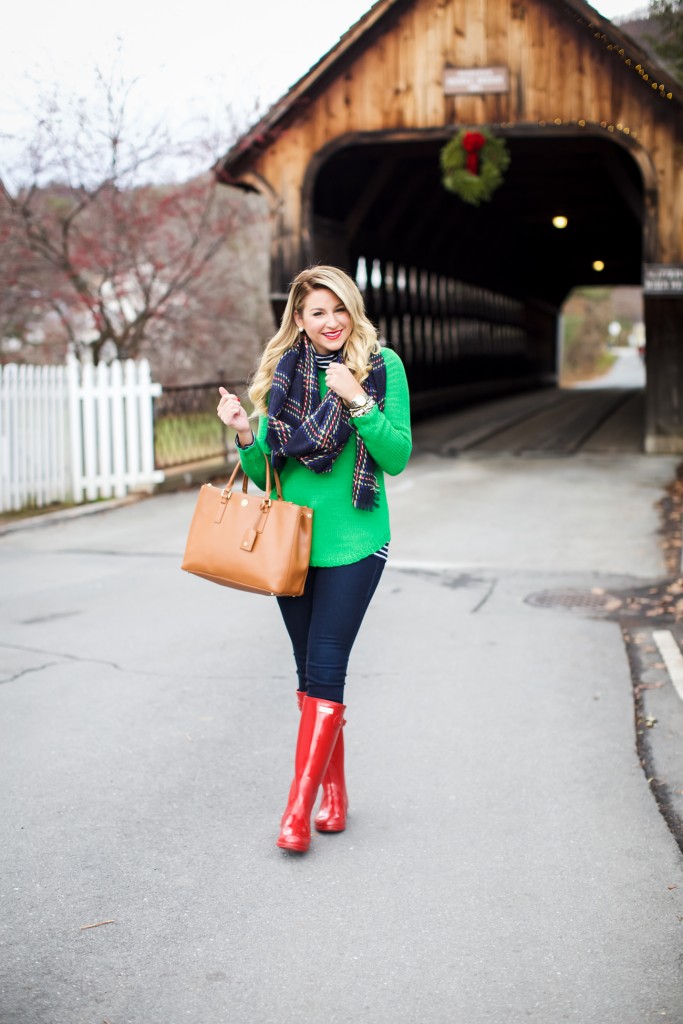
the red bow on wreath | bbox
[440,128,510,205]
[462,131,486,175]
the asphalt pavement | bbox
[2,394,683,1023]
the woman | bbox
[217,265,411,853]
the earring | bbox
[298,327,304,334]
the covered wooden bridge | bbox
[216,0,683,452]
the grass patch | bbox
[561,350,617,386]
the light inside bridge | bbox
[552,215,568,229]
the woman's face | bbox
[294,287,352,356]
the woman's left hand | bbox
[325,362,366,406]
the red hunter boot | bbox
[295,691,349,833]
[277,696,346,853]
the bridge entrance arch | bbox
[302,126,649,407]
[217,0,683,451]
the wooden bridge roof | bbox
[217,0,683,181]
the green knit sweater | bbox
[237,346,412,567]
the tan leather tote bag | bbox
[181,454,313,596]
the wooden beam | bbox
[596,146,644,226]
[345,159,399,241]
[375,166,437,249]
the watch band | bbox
[350,396,377,418]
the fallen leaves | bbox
[656,465,683,577]
[618,578,683,624]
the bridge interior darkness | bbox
[313,134,643,300]
[310,133,645,401]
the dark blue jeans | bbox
[276,554,386,705]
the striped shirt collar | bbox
[314,351,336,370]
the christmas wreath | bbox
[440,128,510,206]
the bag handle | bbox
[221,453,284,502]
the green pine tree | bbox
[648,0,683,82]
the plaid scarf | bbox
[266,335,387,511]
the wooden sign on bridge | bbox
[443,66,511,95]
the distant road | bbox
[573,346,646,389]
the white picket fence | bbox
[0,358,164,512]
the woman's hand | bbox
[217,387,253,445]
[324,363,366,406]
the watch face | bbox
[352,395,367,409]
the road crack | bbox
[1,662,64,685]
[0,641,125,681]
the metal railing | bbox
[153,379,250,469]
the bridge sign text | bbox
[443,66,510,95]
[643,264,683,296]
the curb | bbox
[622,622,683,858]
[0,456,238,536]
[0,493,149,535]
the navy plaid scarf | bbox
[266,335,387,511]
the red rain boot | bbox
[295,692,349,834]
[314,722,348,833]
[277,696,346,853]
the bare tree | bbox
[561,287,615,383]
[0,63,261,367]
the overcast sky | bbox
[0,0,647,174]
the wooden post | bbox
[644,296,683,453]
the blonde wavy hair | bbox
[248,265,381,415]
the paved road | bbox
[411,353,647,458]
[1,441,683,1024]
[574,345,646,390]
